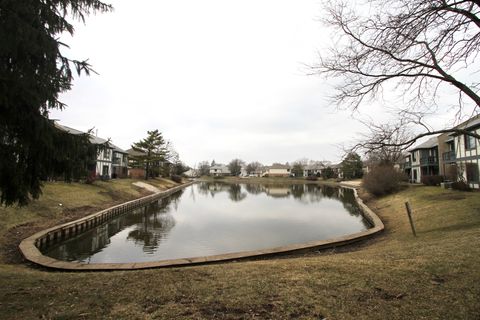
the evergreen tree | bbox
[0,0,112,206]
[341,152,364,180]
[321,167,335,180]
[132,130,168,180]
[291,162,304,177]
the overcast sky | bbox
[49,0,465,167]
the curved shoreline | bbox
[19,183,384,271]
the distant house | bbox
[303,164,324,177]
[263,164,291,177]
[330,164,343,179]
[403,136,439,183]
[209,164,231,176]
[55,123,128,179]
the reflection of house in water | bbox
[265,186,291,198]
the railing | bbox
[403,162,412,169]
[420,156,438,165]
[442,151,456,162]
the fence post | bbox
[404,201,417,237]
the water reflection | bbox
[45,190,183,262]
[44,183,370,263]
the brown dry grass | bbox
[0,183,479,319]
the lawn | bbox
[0,182,479,319]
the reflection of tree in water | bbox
[321,185,337,199]
[244,183,265,195]
[44,190,184,261]
[227,184,247,202]
[197,182,233,198]
[126,190,183,253]
[337,188,362,217]
[196,182,247,202]
[290,184,305,200]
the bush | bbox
[362,165,406,196]
[305,175,318,181]
[451,181,471,191]
[170,175,182,183]
[421,175,444,186]
[213,175,225,180]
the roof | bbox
[210,164,228,170]
[304,164,324,170]
[55,123,127,153]
[269,163,290,169]
[409,136,439,151]
[453,115,480,131]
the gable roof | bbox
[55,123,127,153]
[269,163,290,169]
[409,136,439,151]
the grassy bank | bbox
[0,178,181,264]
[0,183,479,319]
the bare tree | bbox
[315,0,480,149]
[246,161,262,174]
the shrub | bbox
[305,175,318,181]
[213,175,225,180]
[421,175,444,186]
[451,181,471,191]
[170,175,182,183]
[362,165,406,196]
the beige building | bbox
[263,164,291,177]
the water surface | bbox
[43,182,370,263]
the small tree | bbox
[341,152,363,180]
[322,167,335,180]
[228,159,244,176]
[246,161,262,174]
[131,130,168,180]
[291,162,304,177]
[363,165,407,196]
[198,161,211,176]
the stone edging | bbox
[19,184,384,271]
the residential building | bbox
[263,164,291,177]
[209,164,231,176]
[438,115,480,189]
[404,136,439,183]
[55,123,128,179]
[330,164,343,179]
[303,164,324,177]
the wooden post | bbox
[405,201,417,237]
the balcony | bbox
[420,156,438,166]
[442,151,456,162]
[403,161,412,169]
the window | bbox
[464,133,476,150]
[412,151,416,161]
[466,163,479,182]
[103,148,111,160]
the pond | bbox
[42,182,371,263]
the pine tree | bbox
[132,130,169,180]
[0,0,112,206]
[341,153,364,180]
